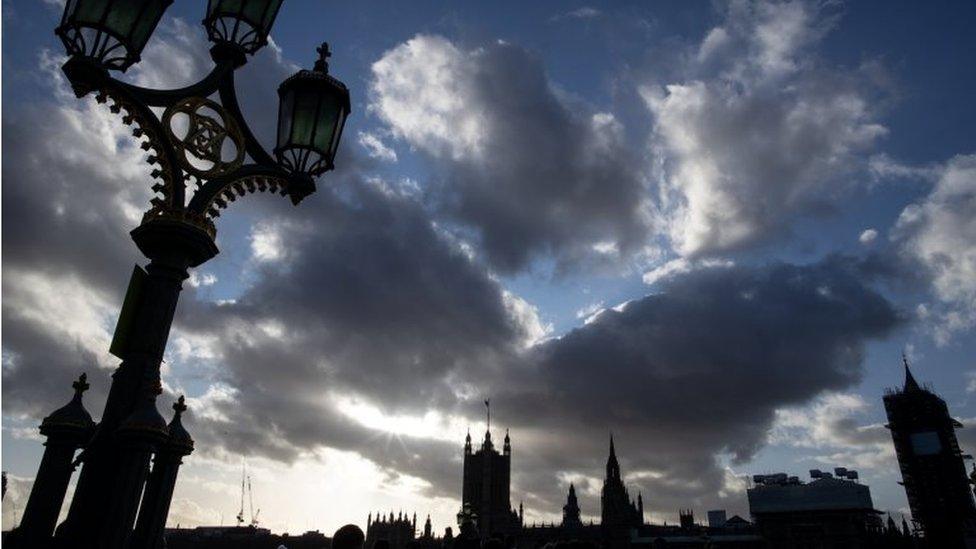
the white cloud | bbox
[503,291,553,348]
[967,372,976,394]
[575,301,605,321]
[642,257,733,286]
[358,131,398,162]
[770,393,894,470]
[369,34,650,272]
[550,7,601,22]
[893,154,976,344]
[868,153,941,182]
[858,228,878,245]
[2,269,118,371]
[188,271,218,287]
[643,0,886,257]
[249,222,287,263]
[370,36,486,161]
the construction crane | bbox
[248,473,261,527]
[236,460,246,527]
[234,459,262,528]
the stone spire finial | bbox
[72,373,90,396]
[41,372,95,435]
[173,395,187,416]
[903,354,921,392]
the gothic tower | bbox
[600,436,640,531]
[562,483,583,529]
[460,403,518,537]
[884,358,976,548]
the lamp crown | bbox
[315,42,332,73]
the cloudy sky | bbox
[3,0,976,536]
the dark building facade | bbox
[747,471,898,549]
[366,511,417,549]
[884,360,976,548]
[461,428,520,537]
[164,526,329,549]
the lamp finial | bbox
[315,42,332,73]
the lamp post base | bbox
[54,218,217,549]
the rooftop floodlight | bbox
[56,0,173,71]
[203,0,284,55]
[274,42,351,203]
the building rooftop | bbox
[747,476,875,514]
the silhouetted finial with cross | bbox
[173,395,187,417]
[315,42,331,73]
[73,373,90,396]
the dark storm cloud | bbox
[175,178,530,439]
[370,35,651,274]
[177,253,903,516]
[489,256,903,515]
[164,178,534,501]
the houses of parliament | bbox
[367,425,653,549]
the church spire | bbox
[607,433,620,480]
[903,354,921,392]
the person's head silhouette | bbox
[334,524,366,549]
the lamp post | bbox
[28,1,350,548]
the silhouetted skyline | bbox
[3,0,976,539]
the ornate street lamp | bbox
[17,2,351,548]
[275,43,351,199]
[204,0,284,54]
[56,0,173,71]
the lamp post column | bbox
[55,218,217,548]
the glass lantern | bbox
[56,0,172,71]
[275,43,351,181]
[203,0,283,55]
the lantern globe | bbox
[56,0,172,71]
[203,0,283,55]
[274,44,351,180]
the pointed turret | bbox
[903,354,921,392]
[562,483,582,528]
[503,428,511,456]
[638,491,644,523]
[464,429,472,455]
[424,514,432,537]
